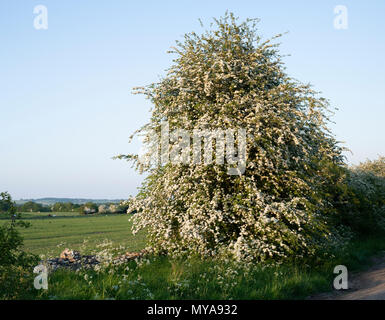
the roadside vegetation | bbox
[8,233,385,300]
[0,192,39,299]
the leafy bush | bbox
[119,13,345,263]
[81,202,99,214]
[51,202,81,212]
[332,157,385,236]
[356,156,385,178]
[17,201,51,213]
[0,192,39,299]
[0,193,12,213]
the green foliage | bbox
[0,192,13,213]
[356,156,385,178]
[51,202,81,212]
[110,203,130,214]
[33,234,385,300]
[0,265,38,300]
[0,192,39,299]
[18,201,51,213]
[81,202,99,214]
[332,157,385,236]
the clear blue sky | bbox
[0,1,384,199]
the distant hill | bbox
[15,198,124,206]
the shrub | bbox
[110,203,129,214]
[81,202,98,214]
[356,156,385,178]
[118,13,345,263]
[0,192,39,299]
[98,204,110,214]
[51,202,80,212]
[332,157,385,236]
[0,193,12,213]
[17,201,51,213]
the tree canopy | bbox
[120,13,345,262]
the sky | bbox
[0,0,384,200]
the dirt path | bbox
[309,253,385,300]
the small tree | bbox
[18,201,50,213]
[0,192,36,266]
[98,204,110,214]
[119,13,345,262]
[0,192,12,213]
[81,202,98,214]
[0,192,38,299]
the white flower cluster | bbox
[120,13,345,263]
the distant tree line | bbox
[15,201,131,215]
[16,201,51,213]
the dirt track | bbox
[309,253,385,300]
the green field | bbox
[3,211,385,300]
[0,212,146,257]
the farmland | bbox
[0,212,146,257]
[3,210,385,300]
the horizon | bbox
[1,1,384,199]
[15,196,125,200]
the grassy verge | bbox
[4,212,385,299]
[29,234,385,300]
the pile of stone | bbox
[46,248,99,271]
[46,248,148,271]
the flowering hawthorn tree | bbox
[118,13,345,262]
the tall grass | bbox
[29,234,385,300]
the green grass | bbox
[3,212,385,300]
[0,212,146,256]
[30,234,385,300]
[28,233,385,300]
